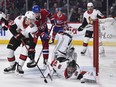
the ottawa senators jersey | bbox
[81,9,104,30]
[35,9,53,31]
[14,16,38,38]
[54,13,67,27]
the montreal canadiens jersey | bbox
[54,13,67,27]
[14,16,38,38]
[35,9,53,31]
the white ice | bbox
[0,44,116,87]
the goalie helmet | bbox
[25,11,36,20]
[66,60,77,78]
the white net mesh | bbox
[98,18,116,78]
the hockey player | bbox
[78,2,105,55]
[2,11,38,74]
[31,5,55,67]
[42,25,96,83]
[43,51,96,83]
[49,8,67,44]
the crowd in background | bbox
[0,0,116,22]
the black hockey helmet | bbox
[67,60,76,68]
[66,60,77,78]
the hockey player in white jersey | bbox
[43,49,96,83]
[3,11,38,74]
[78,2,105,55]
[43,28,96,83]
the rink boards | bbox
[0,23,116,46]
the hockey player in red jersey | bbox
[49,8,67,44]
[78,2,105,55]
[1,11,38,74]
[31,5,55,67]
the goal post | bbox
[93,17,116,76]
[93,19,99,76]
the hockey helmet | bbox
[32,5,41,13]
[66,60,77,77]
[87,2,94,11]
[87,2,93,7]
[25,11,36,20]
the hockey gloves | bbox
[51,19,56,26]
[1,17,9,30]
[78,26,84,31]
[41,32,50,40]
[14,33,25,41]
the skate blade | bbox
[81,79,96,83]
[15,71,24,77]
[3,70,15,74]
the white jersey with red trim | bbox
[44,59,96,81]
[83,9,104,31]
[14,16,38,38]
[51,59,81,79]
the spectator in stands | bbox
[50,2,58,14]
[93,0,103,11]
[70,6,83,22]
[110,3,116,17]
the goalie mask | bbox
[65,60,77,78]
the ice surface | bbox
[0,44,116,87]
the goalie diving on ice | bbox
[42,28,96,83]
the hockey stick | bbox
[35,25,54,65]
[21,39,48,83]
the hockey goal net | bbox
[93,17,116,76]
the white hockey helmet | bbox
[0,11,6,20]
[25,11,36,20]
[87,2,93,7]
[87,2,94,11]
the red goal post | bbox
[93,17,116,76]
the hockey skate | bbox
[4,62,17,73]
[27,60,36,68]
[16,63,24,75]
